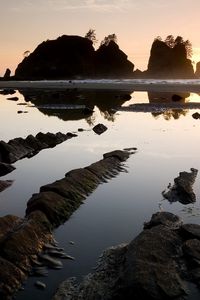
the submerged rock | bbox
[162,168,198,204]
[92,123,108,135]
[192,112,200,119]
[53,212,200,300]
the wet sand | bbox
[0,80,200,92]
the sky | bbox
[1,0,200,76]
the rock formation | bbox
[147,37,194,78]
[0,150,132,298]
[195,61,200,78]
[162,168,198,204]
[95,40,134,77]
[15,35,134,79]
[0,131,77,165]
[53,212,200,300]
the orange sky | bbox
[1,0,200,76]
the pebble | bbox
[34,281,46,289]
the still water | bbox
[0,87,200,299]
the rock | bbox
[0,256,26,299]
[31,266,48,277]
[26,191,74,227]
[180,224,200,240]
[82,107,94,115]
[192,112,200,119]
[103,150,130,162]
[0,89,15,95]
[195,61,200,78]
[162,168,198,204]
[0,150,133,297]
[53,212,190,300]
[0,131,77,164]
[38,253,63,269]
[147,36,194,78]
[7,96,19,101]
[26,150,132,229]
[3,68,11,79]
[15,35,134,79]
[92,123,107,135]
[95,40,134,78]
[172,94,183,101]
[0,162,16,176]
[183,239,200,262]
[2,211,52,270]
[34,280,46,289]
[0,215,22,242]
[144,211,182,229]
[0,180,13,192]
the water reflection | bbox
[148,91,190,120]
[20,89,133,123]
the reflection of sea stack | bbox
[15,35,134,80]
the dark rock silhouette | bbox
[15,35,95,79]
[0,132,77,164]
[147,37,194,78]
[192,112,200,119]
[195,61,200,78]
[92,123,107,135]
[3,68,11,79]
[53,212,200,300]
[15,35,134,79]
[0,162,15,177]
[162,168,198,204]
[95,40,134,77]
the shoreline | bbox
[0,79,200,93]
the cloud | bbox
[47,0,132,12]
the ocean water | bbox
[0,83,200,299]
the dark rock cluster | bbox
[53,212,200,300]
[15,35,134,80]
[0,150,132,299]
[0,131,77,168]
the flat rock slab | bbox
[53,211,200,300]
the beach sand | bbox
[0,80,200,93]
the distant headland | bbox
[2,31,200,80]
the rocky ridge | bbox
[53,211,200,300]
[0,150,133,299]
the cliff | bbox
[15,35,95,79]
[147,38,194,78]
[15,35,134,79]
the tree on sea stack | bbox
[147,34,194,78]
[85,29,98,45]
[101,34,117,46]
